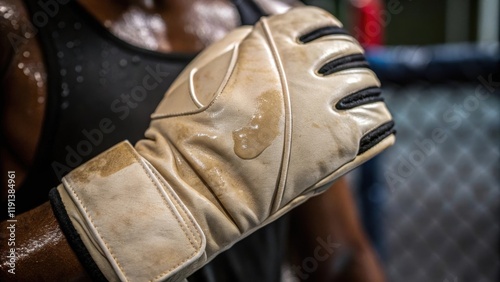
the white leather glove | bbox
[50,6,395,282]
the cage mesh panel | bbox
[380,82,499,282]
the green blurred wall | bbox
[303,0,481,45]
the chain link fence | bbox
[375,81,499,282]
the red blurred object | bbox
[351,0,385,46]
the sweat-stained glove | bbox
[49,6,395,282]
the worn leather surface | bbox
[56,6,395,282]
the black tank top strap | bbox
[231,0,267,25]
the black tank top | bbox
[16,1,288,282]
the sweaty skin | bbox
[0,202,88,281]
[0,1,386,281]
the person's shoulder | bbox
[0,0,35,69]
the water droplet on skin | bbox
[37,81,44,87]
[232,90,282,159]
[11,20,18,29]
[61,101,69,109]
[17,62,24,69]
[34,71,42,81]
[3,11,12,19]
[25,32,32,38]
[61,83,69,95]
[66,41,74,49]
[76,76,84,83]
[75,65,82,72]
[23,68,30,75]
[37,96,45,103]
[23,51,30,58]
[119,59,128,67]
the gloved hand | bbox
[50,6,395,282]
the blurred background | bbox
[1,0,496,281]
[303,0,499,281]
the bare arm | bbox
[290,177,386,282]
[1,0,48,201]
[0,202,90,281]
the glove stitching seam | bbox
[260,17,292,213]
[147,167,204,281]
[63,177,130,281]
[124,145,204,281]
[65,143,202,282]
[127,150,198,251]
[148,164,201,248]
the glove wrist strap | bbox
[53,141,206,281]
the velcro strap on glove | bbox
[55,141,206,282]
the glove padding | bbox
[52,6,395,282]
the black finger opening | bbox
[336,87,384,110]
[358,121,396,155]
[319,54,370,76]
[299,26,349,43]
